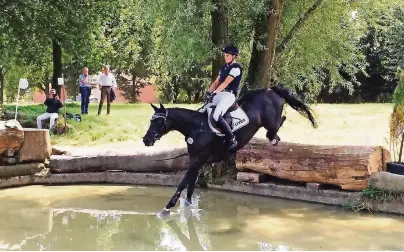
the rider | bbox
[200,45,243,151]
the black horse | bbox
[143,85,318,217]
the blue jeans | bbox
[80,86,91,114]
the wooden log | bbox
[236,138,391,191]
[0,120,24,159]
[18,128,52,163]
[237,172,269,183]
[0,163,45,178]
[49,147,189,173]
[368,171,404,193]
[0,157,16,165]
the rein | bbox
[150,102,213,140]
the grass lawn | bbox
[2,102,392,150]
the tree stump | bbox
[0,120,24,162]
[236,138,391,191]
[18,128,52,163]
[198,154,238,186]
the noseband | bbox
[150,110,168,140]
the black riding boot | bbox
[216,116,238,151]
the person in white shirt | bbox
[98,65,117,115]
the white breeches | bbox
[200,91,235,121]
[37,112,59,129]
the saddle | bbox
[206,101,249,136]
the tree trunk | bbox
[257,0,284,88]
[18,128,52,163]
[51,38,62,95]
[193,81,203,103]
[241,0,284,95]
[49,148,190,173]
[132,73,138,103]
[211,0,228,81]
[0,66,4,105]
[240,14,268,96]
[369,172,404,193]
[236,138,391,191]
[187,90,192,103]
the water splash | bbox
[258,242,293,251]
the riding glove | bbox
[207,92,216,103]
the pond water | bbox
[0,185,403,251]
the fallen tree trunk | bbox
[0,163,45,178]
[18,128,52,163]
[236,138,391,191]
[49,147,189,173]
[368,172,404,193]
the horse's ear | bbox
[159,103,165,110]
[150,103,158,111]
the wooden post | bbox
[63,86,67,130]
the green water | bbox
[0,185,403,251]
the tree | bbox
[238,0,402,99]
[102,0,154,103]
[0,32,15,104]
[211,0,229,81]
[148,0,212,102]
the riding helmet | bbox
[222,45,239,56]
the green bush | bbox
[394,70,404,105]
[389,69,404,162]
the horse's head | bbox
[143,103,169,146]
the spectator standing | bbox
[98,65,117,115]
[79,67,91,114]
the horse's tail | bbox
[270,85,318,128]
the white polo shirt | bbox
[99,73,117,88]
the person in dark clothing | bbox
[199,45,242,151]
[36,88,63,129]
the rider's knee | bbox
[213,112,221,121]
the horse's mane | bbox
[167,107,197,113]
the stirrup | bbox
[225,137,238,150]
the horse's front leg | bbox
[185,168,201,206]
[158,155,208,217]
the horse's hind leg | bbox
[264,115,286,146]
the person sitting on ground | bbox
[36,88,63,129]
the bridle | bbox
[149,110,168,140]
[148,102,209,141]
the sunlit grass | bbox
[3,102,392,149]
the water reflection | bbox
[0,185,403,251]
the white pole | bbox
[14,87,21,120]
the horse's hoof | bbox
[157,208,171,218]
[271,135,280,146]
[184,199,192,207]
